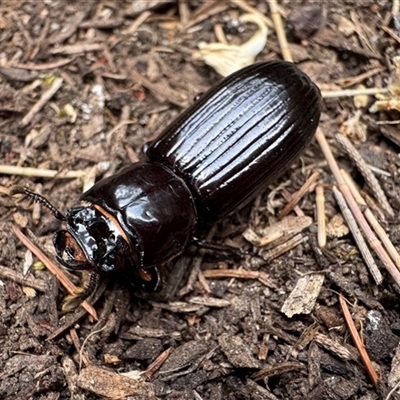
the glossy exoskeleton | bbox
[13,61,321,309]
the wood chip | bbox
[76,365,157,399]
[243,215,312,246]
[281,273,324,317]
[219,333,260,369]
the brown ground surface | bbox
[1,1,400,399]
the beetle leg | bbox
[61,271,100,312]
[192,237,246,259]
[192,237,269,263]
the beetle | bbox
[11,61,322,310]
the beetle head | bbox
[54,205,136,273]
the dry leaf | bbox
[337,15,356,37]
[339,110,367,142]
[193,13,268,77]
[370,56,400,113]
[326,214,349,238]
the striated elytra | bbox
[13,61,322,308]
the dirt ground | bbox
[1,1,400,399]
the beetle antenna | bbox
[9,185,66,221]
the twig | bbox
[183,1,229,30]
[332,186,382,285]
[21,77,63,127]
[315,128,400,288]
[381,25,400,45]
[335,133,394,217]
[125,10,151,33]
[268,0,292,61]
[280,171,320,217]
[130,68,187,108]
[339,293,379,386]
[144,347,173,379]
[8,58,75,70]
[261,233,306,262]
[48,43,104,55]
[281,188,304,216]
[178,0,190,26]
[321,87,388,99]
[341,169,400,272]
[12,225,97,319]
[202,268,275,288]
[0,264,47,292]
[316,185,326,248]
[0,165,85,179]
[333,66,386,88]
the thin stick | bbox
[0,165,86,179]
[335,133,394,217]
[333,66,386,88]
[381,25,400,45]
[202,269,274,288]
[281,188,304,216]
[0,264,47,292]
[8,58,75,70]
[339,293,379,386]
[321,87,388,99]
[268,0,293,61]
[315,128,400,288]
[21,77,63,127]
[315,185,326,248]
[261,233,306,261]
[12,225,97,319]
[280,171,320,217]
[125,10,151,34]
[332,186,382,285]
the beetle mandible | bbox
[11,61,322,310]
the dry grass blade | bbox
[332,186,382,285]
[321,87,388,99]
[12,225,97,319]
[335,133,394,217]
[341,169,400,271]
[0,165,86,178]
[316,128,400,288]
[339,293,379,386]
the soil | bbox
[1,1,400,399]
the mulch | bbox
[1,1,400,399]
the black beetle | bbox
[11,61,321,310]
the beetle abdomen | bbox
[146,61,321,222]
